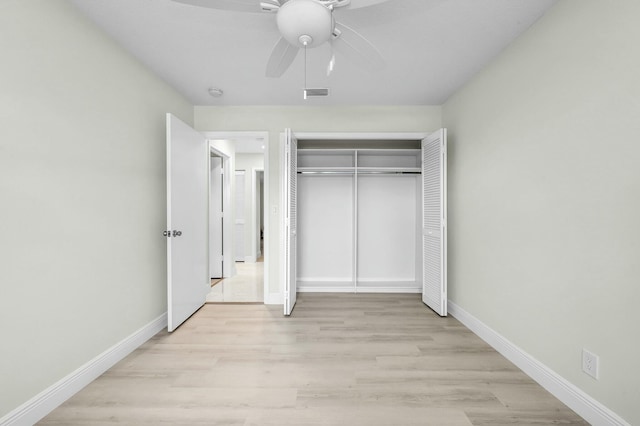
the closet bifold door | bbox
[422,129,447,316]
[284,129,297,316]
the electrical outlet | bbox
[582,349,599,380]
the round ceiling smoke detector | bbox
[277,0,334,48]
[208,87,224,97]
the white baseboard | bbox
[448,301,629,426]
[0,313,167,426]
[297,280,421,294]
[356,287,421,294]
[297,287,421,293]
[298,286,354,293]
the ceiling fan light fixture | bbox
[277,0,334,48]
[299,34,313,46]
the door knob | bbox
[172,230,182,237]
[163,230,171,237]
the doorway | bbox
[209,152,225,282]
[205,133,269,303]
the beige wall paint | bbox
[443,0,640,423]
[194,106,442,296]
[0,0,192,418]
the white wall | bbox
[194,106,442,298]
[0,0,193,419]
[236,153,265,262]
[443,1,640,424]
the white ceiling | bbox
[70,0,558,106]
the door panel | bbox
[422,129,447,316]
[210,156,223,278]
[166,114,208,332]
[235,170,246,261]
[284,129,297,315]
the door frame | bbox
[281,131,430,307]
[234,169,247,262]
[209,146,230,279]
[252,168,265,262]
[204,131,270,304]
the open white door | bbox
[283,129,298,315]
[422,129,447,316]
[166,114,208,332]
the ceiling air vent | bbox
[303,88,329,99]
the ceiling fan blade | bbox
[337,0,390,11]
[171,0,278,13]
[332,21,384,71]
[266,37,300,78]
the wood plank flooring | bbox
[39,294,588,425]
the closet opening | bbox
[297,139,422,294]
[283,131,447,316]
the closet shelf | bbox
[298,167,355,174]
[357,167,421,174]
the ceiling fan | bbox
[171,0,386,78]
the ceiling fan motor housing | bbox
[277,0,334,48]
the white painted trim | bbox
[298,287,422,293]
[281,131,431,308]
[251,168,261,265]
[356,288,421,294]
[298,277,353,282]
[280,132,287,306]
[0,313,167,426]
[244,255,257,263]
[264,292,283,305]
[293,132,429,140]
[262,138,270,306]
[298,287,354,293]
[448,301,630,426]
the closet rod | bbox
[358,171,421,175]
[298,171,420,175]
[298,171,355,175]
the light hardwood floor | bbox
[40,294,588,425]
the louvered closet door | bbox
[422,129,447,316]
[284,129,298,315]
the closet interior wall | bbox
[297,139,423,293]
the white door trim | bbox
[279,131,431,303]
